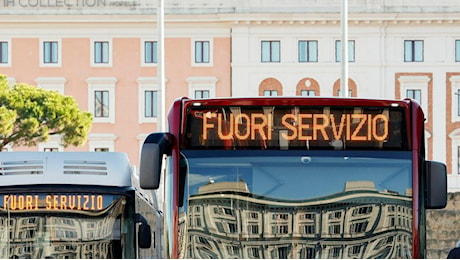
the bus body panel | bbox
[0,152,132,187]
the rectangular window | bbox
[224,208,234,216]
[43,41,58,64]
[329,224,341,234]
[94,41,109,64]
[215,222,225,233]
[248,212,258,219]
[301,90,316,96]
[335,40,355,62]
[456,146,460,175]
[145,41,158,63]
[198,236,210,246]
[248,225,259,234]
[404,40,423,62]
[0,42,8,64]
[301,248,315,259]
[329,211,342,219]
[263,90,278,96]
[274,225,288,234]
[406,89,422,105]
[329,247,341,258]
[261,40,280,62]
[227,245,240,255]
[195,41,210,63]
[195,90,209,99]
[390,217,395,226]
[249,248,260,258]
[352,206,373,216]
[298,40,318,62]
[351,221,368,233]
[228,223,237,233]
[303,225,315,234]
[456,40,460,62]
[350,245,361,256]
[337,89,353,97]
[94,90,109,117]
[274,213,289,220]
[303,213,315,220]
[278,247,289,259]
[145,90,158,117]
[43,148,58,152]
[457,90,460,116]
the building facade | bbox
[1,0,460,190]
[182,180,412,259]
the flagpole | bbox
[340,0,349,97]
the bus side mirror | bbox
[136,213,152,249]
[426,161,447,209]
[138,223,152,249]
[140,133,173,189]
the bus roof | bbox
[179,96,414,108]
[0,152,132,187]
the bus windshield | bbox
[179,150,413,259]
[0,193,135,259]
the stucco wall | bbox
[427,192,460,258]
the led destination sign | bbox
[2,194,105,211]
[203,112,388,142]
[185,105,407,150]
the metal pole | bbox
[340,0,349,97]
[156,0,166,214]
[158,0,166,131]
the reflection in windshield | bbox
[0,194,129,259]
[178,151,413,259]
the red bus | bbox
[140,97,447,259]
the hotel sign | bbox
[0,0,156,14]
[4,0,126,8]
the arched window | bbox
[259,78,283,96]
[296,78,320,96]
[332,78,357,97]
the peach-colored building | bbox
[0,2,231,168]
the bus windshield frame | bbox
[177,149,413,258]
[0,188,137,259]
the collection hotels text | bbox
[2,0,139,7]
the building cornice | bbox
[2,12,460,26]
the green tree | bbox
[0,74,93,150]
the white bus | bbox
[0,152,162,259]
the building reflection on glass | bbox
[0,195,126,259]
[179,180,412,259]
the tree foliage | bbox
[0,74,93,150]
